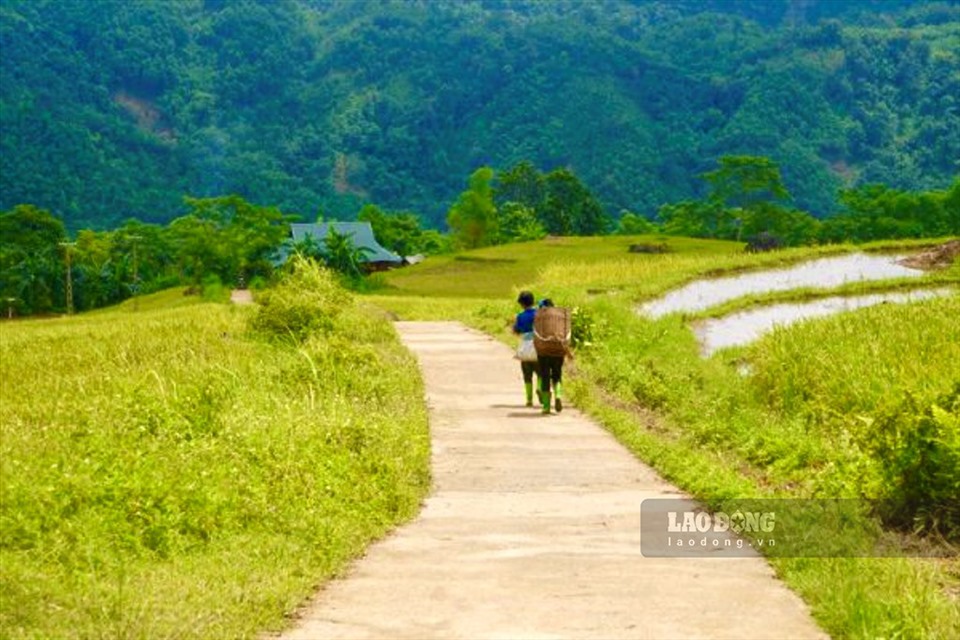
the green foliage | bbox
[490,161,607,239]
[822,179,960,242]
[696,155,815,244]
[170,195,290,286]
[3,1,957,229]
[703,155,791,209]
[446,167,498,249]
[658,200,734,239]
[616,211,658,235]
[542,168,609,236]
[868,387,960,538]
[250,255,351,342]
[0,204,66,314]
[322,227,373,279]
[658,155,952,246]
[570,304,603,349]
[497,202,546,243]
[494,161,546,214]
[199,273,228,303]
[357,204,442,256]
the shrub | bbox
[868,385,960,540]
[250,256,350,342]
[200,273,229,302]
[570,305,601,349]
[744,231,784,253]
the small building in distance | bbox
[288,222,403,271]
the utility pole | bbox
[128,235,143,311]
[59,242,77,315]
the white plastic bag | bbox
[515,335,538,362]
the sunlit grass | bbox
[4,233,956,638]
[377,235,746,298]
[0,285,430,638]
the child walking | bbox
[512,291,539,407]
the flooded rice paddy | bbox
[640,253,924,318]
[638,252,953,356]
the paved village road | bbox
[280,322,825,640]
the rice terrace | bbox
[1,1,960,639]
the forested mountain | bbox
[1,0,958,230]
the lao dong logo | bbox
[640,498,783,556]
[667,509,776,535]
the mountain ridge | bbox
[1,0,957,230]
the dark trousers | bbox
[537,355,563,394]
[520,361,538,384]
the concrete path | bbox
[282,322,825,640]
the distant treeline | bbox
[2,156,957,317]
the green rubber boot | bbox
[541,389,551,414]
[524,382,534,407]
[554,382,563,413]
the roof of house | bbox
[289,222,402,264]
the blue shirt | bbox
[514,307,536,334]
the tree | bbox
[495,161,546,213]
[171,195,290,286]
[657,200,733,238]
[0,204,66,314]
[541,168,608,236]
[699,155,797,241]
[446,167,498,249]
[322,227,371,279]
[73,228,118,310]
[358,204,435,256]
[703,155,790,210]
[944,178,960,235]
[497,202,546,243]
[113,219,177,294]
[616,211,657,235]
[168,212,226,287]
[827,182,956,242]
[740,202,821,247]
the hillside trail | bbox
[280,322,825,640]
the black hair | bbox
[517,291,535,307]
[539,298,554,308]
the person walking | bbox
[533,298,571,414]
[512,291,539,407]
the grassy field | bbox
[0,268,430,638]
[371,234,960,639]
[3,236,956,638]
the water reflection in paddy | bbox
[640,253,924,318]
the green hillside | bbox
[1,0,958,229]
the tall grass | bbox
[0,265,430,638]
[750,295,960,417]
